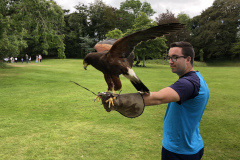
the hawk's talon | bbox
[94,95,102,102]
[105,97,116,108]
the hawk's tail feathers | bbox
[130,79,150,93]
[123,68,149,93]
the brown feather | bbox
[109,23,185,58]
[94,44,112,52]
[104,74,114,91]
[94,39,117,52]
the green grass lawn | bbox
[0,59,239,160]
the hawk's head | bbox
[83,53,93,70]
[83,60,88,70]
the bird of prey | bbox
[83,23,185,95]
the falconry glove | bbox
[97,92,145,118]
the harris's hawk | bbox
[83,23,184,94]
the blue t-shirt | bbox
[162,71,209,155]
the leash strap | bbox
[70,80,97,96]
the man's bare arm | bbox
[142,87,180,106]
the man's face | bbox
[168,47,188,76]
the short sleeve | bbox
[169,72,200,104]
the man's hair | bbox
[170,41,195,65]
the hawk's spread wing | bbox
[109,23,185,58]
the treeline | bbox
[0,0,239,62]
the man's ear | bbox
[186,56,191,63]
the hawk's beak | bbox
[83,62,88,70]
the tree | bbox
[141,2,156,17]
[114,0,155,33]
[114,9,135,33]
[0,0,28,62]
[0,0,66,61]
[120,0,156,18]
[156,10,190,47]
[105,29,123,39]
[63,0,157,59]
[63,3,92,58]
[175,13,192,44]
[191,0,240,60]
[156,9,179,24]
[230,39,240,59]
[79,35,96,58]
[22,0,66,58]
[124,12,167,67]
[199,49,204,62]
[88,0,116,41]
[134,37,168,67]
[120,0,142,17]
[177,13,192,33]
[124,12,154,35]
[64,0,118,58]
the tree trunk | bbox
[142,52,146,67]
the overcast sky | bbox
[54,0,215,18]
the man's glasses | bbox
[166,56,187,62]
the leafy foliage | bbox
[0,0,66,59]
[63,4,93,58]
[114,9,135,33]
[105,29,123,39]
[120,0,156,18]
[230,39,240,58]
[191,0,240,60]
[123,12,167,66]
[1,0,239,61]
[0,0,28,60]
[88,0,116,41]
[156,10,191,46]
[156,9,179,24]
[117,0,155,33]
[64,0,119,58]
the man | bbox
[100,41,209,160]
[142,41,209,159]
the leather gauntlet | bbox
[97,92,145,118]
